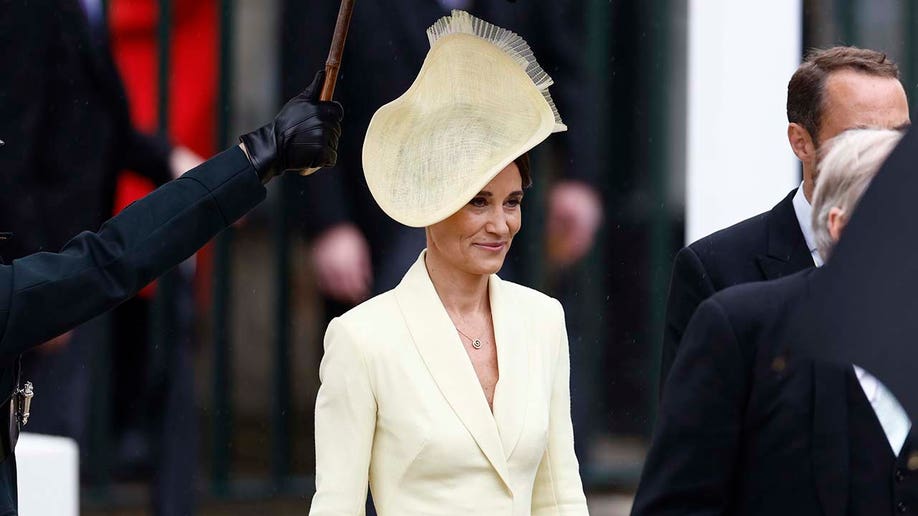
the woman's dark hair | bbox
[514,153,532,188]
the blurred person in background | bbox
[0,76,343,515]
[659,46,910,394]
[633,128,911,515]
[309,12,586,514]
[0,0,203,455]
[284,0,603,479]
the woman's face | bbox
[426,163,524,276]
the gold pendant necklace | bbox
[455,327,483,349]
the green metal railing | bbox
[83,0,633,506]
[208,0,304,500]
[644,0,676,424]
[271,173,294,488]
[95,0,910,505]
[210,0,235,498]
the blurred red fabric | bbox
[109,0,218,298]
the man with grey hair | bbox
[633,128,914,515]
[810,129,903,261]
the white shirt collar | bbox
[791,183,824,267]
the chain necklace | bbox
[455,327,483,350]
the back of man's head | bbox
[787,47,899,143]
[811,128,903,260]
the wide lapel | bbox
[489,275,529,460]
[393,253,513,493]
[811,364,850,516]
[756,189,816,280]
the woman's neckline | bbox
[424,251,491,317]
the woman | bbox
[309,11,588,515]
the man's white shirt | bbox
[793,183,911,455]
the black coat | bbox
[0,0,173,261]
[0,147,264,512]
[634,268,858,516]
[659,189,814,393]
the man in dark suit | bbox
[632,128,911,515]
[659,46,911,392]
[0,76,342,514]
[0,0,197,261]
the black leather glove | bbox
[240,71,343,183]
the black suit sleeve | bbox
[632,298,749,515]
[659,246,716,395]
[0,147,264,363]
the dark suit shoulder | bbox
[689,209,770,260]
[666,272,812,398]
[640,268,825,515]
[686,189,805,289]
[705,269,812,350]
[658,190,807,392]
[681,210,771,293]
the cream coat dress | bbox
[309,252,588,516]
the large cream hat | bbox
[362,10,567,227]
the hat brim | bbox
[363,33,561,228]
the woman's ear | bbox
[827,206,848,243]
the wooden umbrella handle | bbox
[320,0,356,101]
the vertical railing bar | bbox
[216,0,233,148]
[211,234,233,498]
[211,0,235,498]
[83,0,120,501]
[100,0,110,25]
[838,0,856,45]
[272,182,293,486]
[576,0,610,487]
[646,0,673,430]
[87,315,113,498]
[157,0,171,137]
[152,0,180,484]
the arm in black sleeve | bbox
[0,147,264,363]
[659,246,716,395]
[632,298,748,515]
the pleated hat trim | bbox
[362,9,566,227]
[427,10,566,132]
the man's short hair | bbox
[811,128,903,261]
[787,47,900,144]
